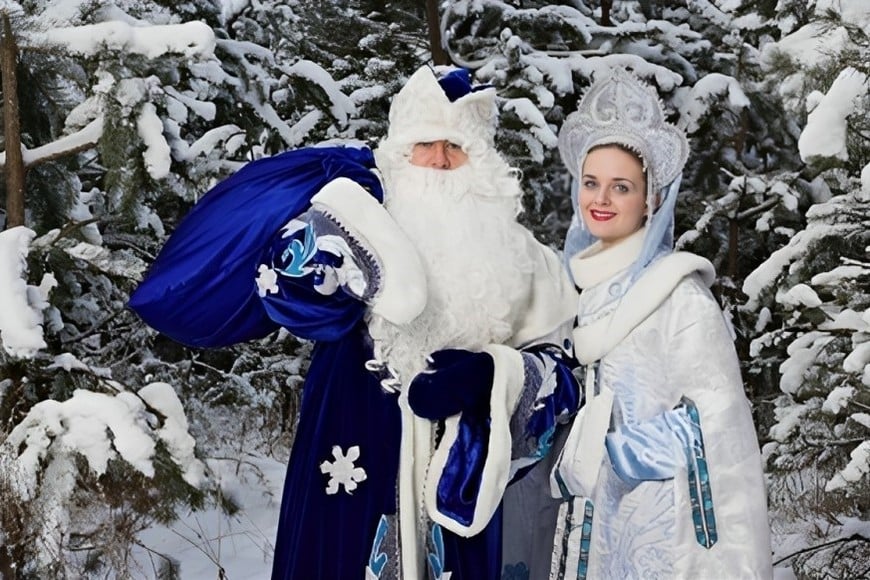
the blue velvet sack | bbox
[128,146,382,347]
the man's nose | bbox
[430,144,450,169]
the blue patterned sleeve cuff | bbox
[254,210,377,341]
[510,344,582,469]
[604,397,719,547]
[258,209,381,301]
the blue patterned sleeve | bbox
[603,397,720,549]
[509,343,583,477]
[603,402,695,484]
[425,340,582,534]
[255,208,378,342]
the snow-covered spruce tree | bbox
[740,4,870,576]
[284,0,432,142]
[438,0,804,269]
[668,2,804,273]
[441,0,601,246]
[0,3,224,575]
[0,1,338,574]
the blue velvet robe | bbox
[268,321,504,579]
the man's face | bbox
[409,140,468,170]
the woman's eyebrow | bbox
[582,173,636,184]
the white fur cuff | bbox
[311,177,427,325]
[425,343,526,536]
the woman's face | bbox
[578,146,647,248]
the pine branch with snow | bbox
[740,7,870,571]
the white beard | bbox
[367,146,535,386]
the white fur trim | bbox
[425,344,526,536]
[510,233,578,348]
[572,252,715,364]
[397,393,427,580]
[569,227,646,289]
[549,366,614,498]
[311,177,427,325]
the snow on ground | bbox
[135,453,286,578]
[136,454,803,578]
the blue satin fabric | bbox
[128,145,382,347]
[604,404,695,484]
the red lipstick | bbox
[589,209,616,221]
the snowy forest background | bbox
[0,0,867,578]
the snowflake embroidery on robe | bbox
[320,445,367,495]
[256,264,279,296]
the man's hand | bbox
[408,349,494,420]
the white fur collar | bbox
[569,227,646,289]
[572,251,715,364]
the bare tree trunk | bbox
[2,14,25,229]
[728,216,739,280]
[425,0,451,66]
[0,529,15,578]
[601,0,613,26]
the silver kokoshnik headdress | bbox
[558,67,689,195]
[559,68,691,284]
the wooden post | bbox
[2,13,25,229]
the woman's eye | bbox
[583,180,597,189]
[446,142,462,150]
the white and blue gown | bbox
[547,228,773,579]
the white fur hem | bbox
[311,177,427,325]
[425,343,525,536]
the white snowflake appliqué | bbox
[320,445,367,495]
[256,264,279,297]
